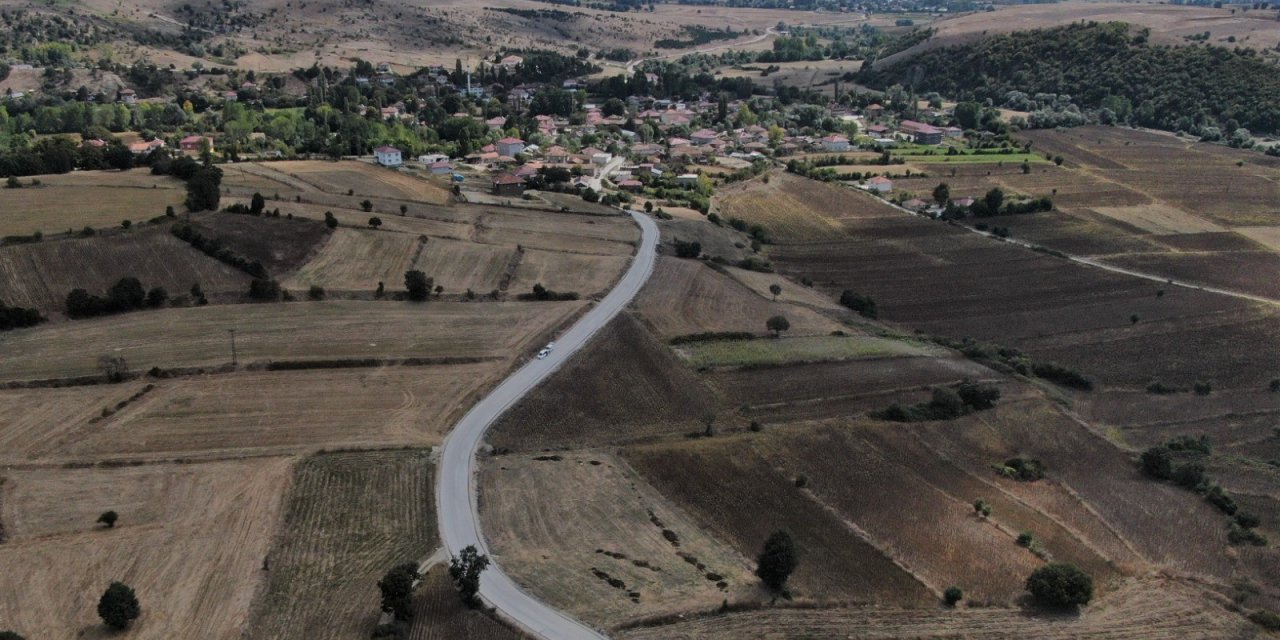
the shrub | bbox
[957,380,1000,410]
[97,510,118,528]
[1205,484,1237,515]
[670,332,756,345]
[1270,378,1280,392]
[1172,462,1207,491]
[944,586,963,607]
[1140,446,1174,480]
[1166,434,1211,455]
[1025,564,1093,608]
[756,530,798,592]
[1002,457,1046,482]
[1235,511,1261,529]
[1229,523,1269,546]
[517,283,579,301]
[973,499,992,518]
[1017,532,1036,547]
[1031,362,1093,390]
[308,285,326,301]
[405,270,432,301]
[248,279,282,301]
[1146,380,1180,394]
[1193,381,1212,395]
[378,562,421,621]
[673,239,702,258]
[838,290,878,318]
[1249,609,1280,631]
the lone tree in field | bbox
[1140,445,1174,480]
[933,182,950,206]
[404,270,432,302]
[0,631,26,640]
[250,192,266,215]
[766,315,790,338]
[324,211,338,229]
[399,204,408,216]
[449,545,490,608]
[944,586,963,607]
[361,199,374,212]
[368,216,382,229]
[973,499,992,518]
[97,510,118,528]
[377,562,422,621]
[756,530,798,592]
[98,355,129,383]
[97,581,140,630]
[1026,563,1092,608]
[769,283,782,300]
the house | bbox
[499,55,524,69]
[377,62,393,73]
[898,120,944,145]
[866,124,889,136]
[544,146,569,164]
[418,153,449,164]
[118,88,137,104]
[902,198,929,211]
[675,173,700,187]
[691,129,719,145]
[223,91,239,102]
[485,116,507,130]
[129,139,166,155]
[821,134,850,153]
[428,161,453,175]
[591,152,613,166]
[180,135,213,153]
[374,145,403,167]
[865,103,884,119]
[381,106,400,119]
[492,174,525,197]
[954,197,975,208]
[617,179,643,191]
[496,137,525,157]
[866,176,893,193]
[944,126,965,139]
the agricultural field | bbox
[0,226,250,314]
[634,257,844,339]
[717,59,861,90]
[508,248,630,298]
[481,451,758,628]
[246,450,436,640]
[413,237,517,295]
[0,458,291,639]
[283,228,423,293]
[0,298,583,382]
[672,334,943,369]
[0,169,185,237]
[246,161,453,205]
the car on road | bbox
[545,342,556,350]
[536,348,550,359]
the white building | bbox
[374,145,403,167]
[418,153,449,164]
[496,137,526,157]
[821,135,850,152]
[865,176,893,193]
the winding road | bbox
[435,210,659,640]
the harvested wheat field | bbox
[412,236,516,294]
[0,458,291,639]
[0,300,582,382]
[407,569,523,640]
[62,365,498,459]
[634,257,843,339]
[717,173,898,241]
[265,160,453,204]
[283,228,423,291]
[617,575,1250,639]
[245,450,436,640]
[507,248,630,298]
[0,228,250,313]
[0,384,145,463]
[0,169,185,237]
[481,451,758,628]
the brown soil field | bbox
[634,257,844,339]
[878,1,1280,68]
[481,451,758,628]
[0,299,582,382]
[507,248,630,298]
[1236,226,1280,253]
[489,313,718,451]
[189,213,331,277]
[0,227,250,314]
[717,172,900,242]
[282,228,423,292]
[616,574,1251,640]
[55,365,498,460]
[413,236,518,294]
[245,450,436,640]
[624,436,936,607]
[1099,251,1280,299]
[0,458,291,639]
[0,385,135,463]
[0,169,186,237]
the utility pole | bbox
[228,328,238,366]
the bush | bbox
[1025,564,1093,608]
[308,285,326,301]
[97,510,118,528]
[838,290,878,318]
[944,586,963,607]
[517,283,579,301]
[1146,380,1180,394]
[1017,532,1036,547]
[1229,523,1269,546]
[1249,609,1280,631]
[405,270,433,302]
[1205,484,1237,515]
[957,380,1000,410]
[1172,462,1207,490]
[1193,381,1213,395]
[1166,434,1211,455]
[1031,362,1093,390]
[670,332,756,345]
[1140,446,1174,480]
[673,239,702,258]
[248,278,282,301]
[1002,457,1046,482]
[1235,511,1261,529]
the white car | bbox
[536,348,550,359]
[545,342,556,350]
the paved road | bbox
[435,211,659,640]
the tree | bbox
[377,562,422,621]
[766,314,790,337]
[755,530,797,592]
[185,166,222,212]
[839,290,877,318]
[973,498,992,518]
[954,101,981,130]
[405,270,432,301]
[146,287,168,308]
[97,510,118,528]
[324,211,338,229]
[1025,564,1093,608]
[308,285,326,301]
[97,581,141,630]
[1140,445,1174,480]
[944,586,963,606]
[250,192,266,215]
[361,199,374,212]
[769,284,782,300]
[449,545,490,608]
[932,182,950,206]
[673,239,701,258]
[99,355,129,383]
[0,631,26,640]
[248,278,282,301]
[369,216,383,229]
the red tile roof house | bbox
[496,137,526,157]
[180,135,214,153]
[866,176,893,193]
[820,134,850,152]
[690,129,719,145]
[617,179,644,191]
[492,174,526,197]
[898,120,944,145]
[544,146,570,163]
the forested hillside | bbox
[861,22,1280,135]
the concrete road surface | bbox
[435,210,659,639]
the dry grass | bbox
[413,236,517,294]
[0,458,291,639]
[282,228,422,292]
[0,170,185,237]
[672,334,942,369]
[245,450,436,640]
[481,451,758,629]
[634,257,844,339]
[1233,226,1280,253]
[1092,204,1227,235]
[0,299,583,382]
[62,366,499,460]
[407,570,523,640]
[0,384,143,463]
[0,227,250,313]
[267,160,452,205]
